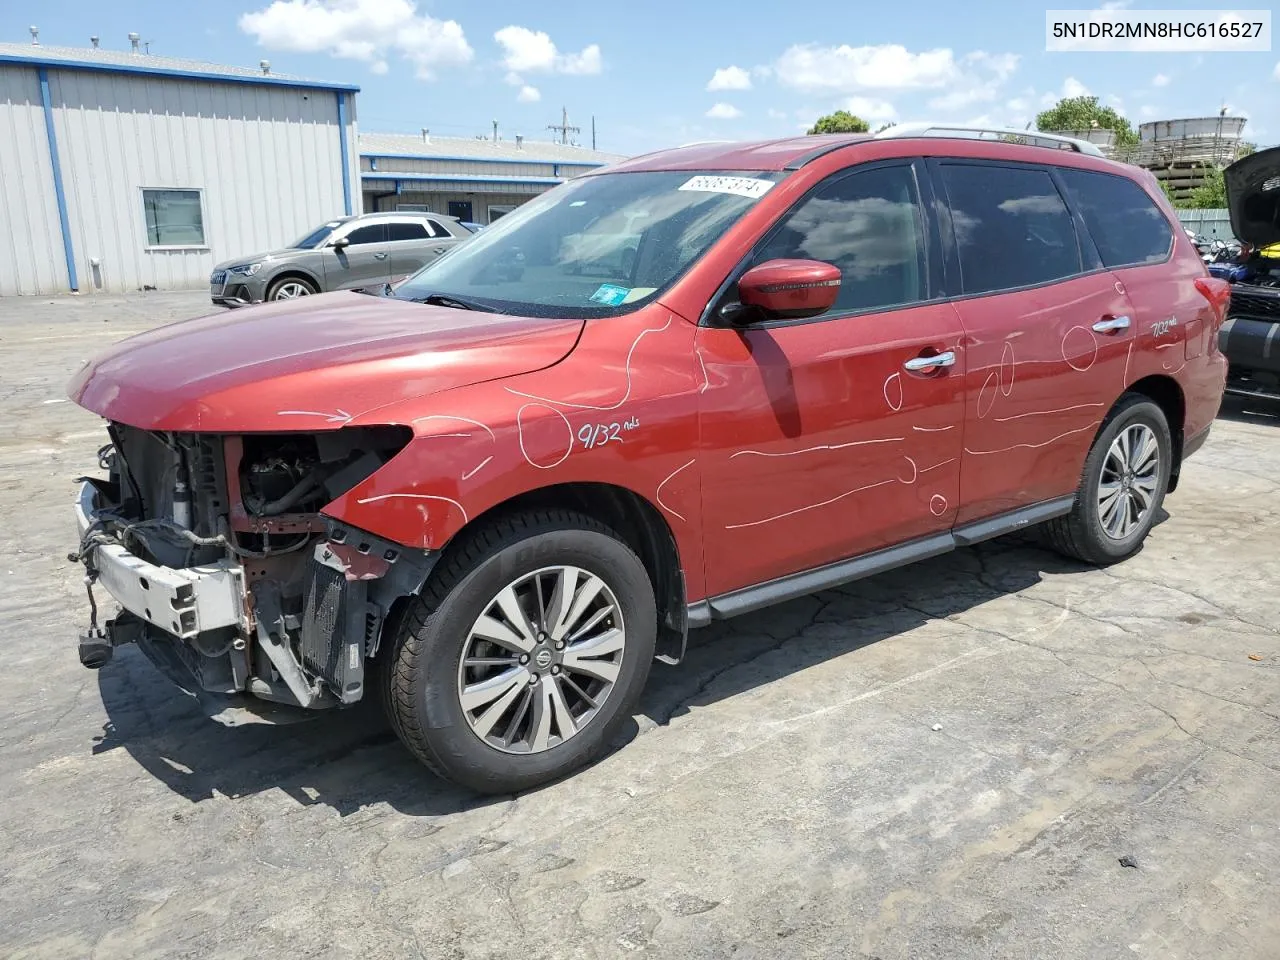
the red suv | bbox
[69,126,1229,793]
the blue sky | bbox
[5,0,1277,153]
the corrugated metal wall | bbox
[363,190,544,222]
[50,71,358,294]
[0,65,360,296]
[0,65,64,296]
[1175,209,1234,241]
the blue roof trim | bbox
[362,172,564,186]
[0,53,360,92]
[360,151,605,168]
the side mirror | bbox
[331,236,350,252]
[734,259,841,322]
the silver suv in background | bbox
[210,212,475,305]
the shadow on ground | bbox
[1218,394,1280,427]
[92,535,1093,816]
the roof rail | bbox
[873,122,1104,157]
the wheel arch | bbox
[1124,375,1187,491]
[264,268,321,297]
[432,481,689,664]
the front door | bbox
[447,201,473,222]
[321,221,394,290]
[697,161,966,597]
[930,159,1136,522]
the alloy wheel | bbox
[1097,423,1160,540]
[457,566,626,754]
[273,281,312,300]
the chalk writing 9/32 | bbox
[578,417,640,450]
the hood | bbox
[68,291,584,432]
[212,249,306,271]
[1225,146,1280,248]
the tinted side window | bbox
[424,219,452,238]
[388,222,430,241]
[753,165,927,314]
[344,224,387,246]
[941,164,1081,295]
[1060,168,1173,267]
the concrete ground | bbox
[2,291,1279,960]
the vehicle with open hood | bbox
[69,125,1228,793]
[1218,146,1280,400]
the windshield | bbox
[290,220,347,249]
[391,171,785,317]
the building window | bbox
[142,189,205,247]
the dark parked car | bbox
[1218,147,1280,399]
[209,212,472,306]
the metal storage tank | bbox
[0,38,361,296]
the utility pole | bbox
[547,106,580,145]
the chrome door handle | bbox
[904,351,956,372]
[1092,315,1130,333]
[434,247,447,255]
[373,252,389,261]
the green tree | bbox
[807,110,870,135]
[1035,95,1139,147]
[1187,165,1226,209]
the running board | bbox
[686,496,1075,627]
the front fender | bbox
[323,307,707,599]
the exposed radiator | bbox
[300,556,368,703]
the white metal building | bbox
[359,132,623,225]
[0,41,360,296]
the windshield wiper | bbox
[410,293,502,313]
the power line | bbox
[547,106,581,145]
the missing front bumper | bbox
[73,481,436,710]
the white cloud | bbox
[706,102,743,120]
[1107,94,1124,110]
[494,25,602,77]
[1274,61,1280,80]
[844,96,896,122]
[1152,72,1171,87]
[775,43,959,92]
[923,51,1020,112]
[1140,104,1159,118]
[517,84,541,103]
[1007,96,1030,113]
[1100,0,1131,8]
[370,60,388,75]
[1062,76,1090,98]
[767,108,788,120]
[707,65,752,92]
[239,0,472,80]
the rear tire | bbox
[386,510,656,794]
[266,276,317,301]
[1042,393,1172,565]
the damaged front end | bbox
[72,423,434,711]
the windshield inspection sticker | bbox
[678,175,775,200]
[590,284,632,306]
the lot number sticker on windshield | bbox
[678,175,775,200]
[590,284,632,306]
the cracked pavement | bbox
[2,292,1279,959]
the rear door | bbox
[930,159,1134,522]
[386,218,453,281]
[1057,168,1191,363]
[321,221,394,289]
[697,160,967,596]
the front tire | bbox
[1042,393,1172,565]
[266,276,317,301]
[386,510,657,793]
